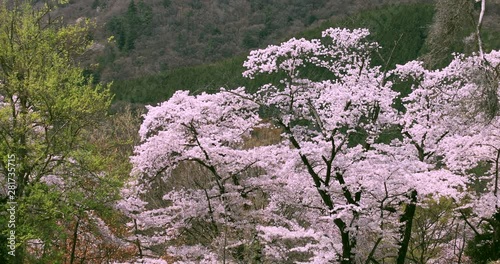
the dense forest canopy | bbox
[0,0,500,263]
[53,0,436,81]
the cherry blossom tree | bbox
[395,50,500,263]
[120,27,499,264]
[118,89,271,262]
[240,27,466,263]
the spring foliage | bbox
[120,27,500,263]
[0,1,132,263]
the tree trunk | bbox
[70,217,80,264]
[334,218,354,263]
[396,190,417,264]
[134,219,143,258]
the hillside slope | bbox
[56,0,432,81]
[110,3,436,105]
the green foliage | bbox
[407,198,460,263]
[420,0,476,69]
[189,0,202,10]
[0,1,115,262]
[242,32,260,49]
[466,212,500,264]
[298,3,434,69]
[16,183,70,261]
[91,0,105,9]
[162,0,171,8]
[111,54,291,105]
[111,3,436,105]
[107,0,152,52]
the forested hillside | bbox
[110,3,437,105]
[106,0,500,108]
[1,0,500,263]
[52,0,436,81]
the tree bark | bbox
[69,217,80,264]
[334,218,354,264]
[134,219,143,258]
[396,189,418,264]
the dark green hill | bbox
[110,3,435,105]
[55,0,434,82]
